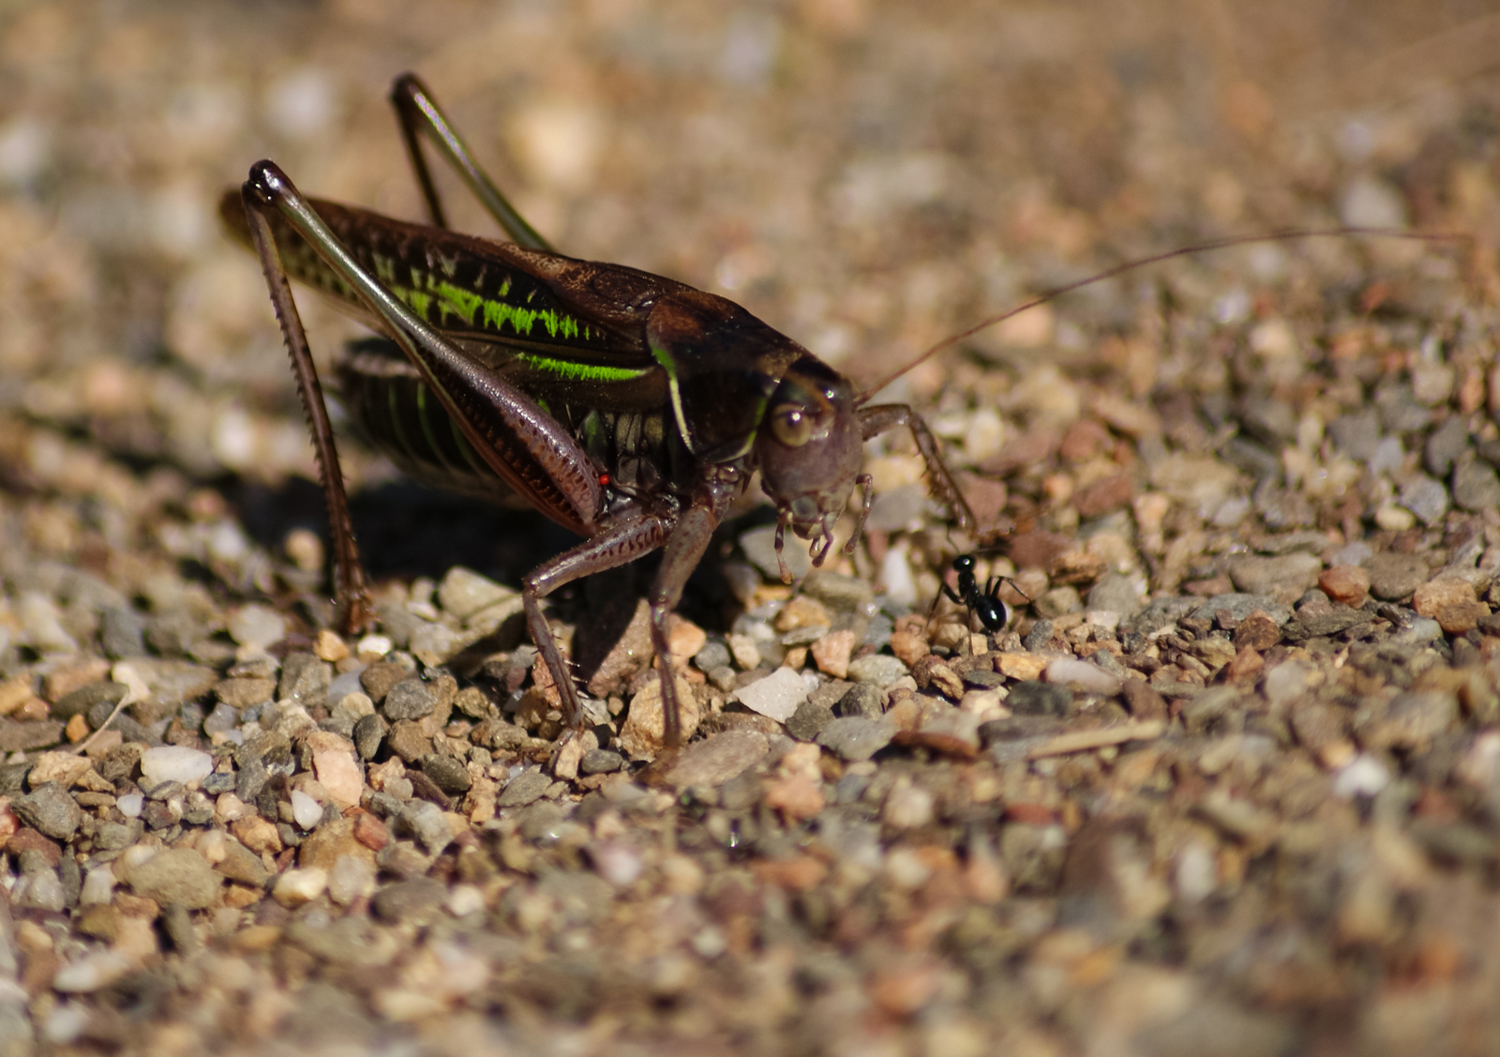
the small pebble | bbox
[735,667,810,722]
[1044,657,1121,696]
[140,746,214,787]
[846,654,908,687]
[273,866,328,908]
[290,789,323,830]
[228,604,286,650]
[329,854,377,906]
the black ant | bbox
[937,552,1020,633]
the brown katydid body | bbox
[225,74,974,752]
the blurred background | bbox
[2,0,1499,521]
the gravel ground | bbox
[5,1,1500,1054]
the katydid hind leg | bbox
[241,185,372,634]
[388,73,553,252]
[646,502,721,749]
[244,161,602,538]
[522,512,673,735]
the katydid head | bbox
[757,356,863,577]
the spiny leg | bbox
[857,403,978,537]
[240,186,371,634]
[523,512,671,735]
[645,501,721,748]
[388,72,552,251]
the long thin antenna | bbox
[855,227,1471,405]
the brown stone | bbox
[1412,577,1476,617]
[1059,418,1111,462]
[353,810,390,851]
[1073,472,1133,518]
[1436,601,1489,635]
[889,628,930,668]
[1223,646,1265,683]
[1319,564,1370,608]
[810,630,855,679]
[1234,611,1282,652]
[1120,680,1168,720]
[1007,530,1071,572]
[6,828,60,866]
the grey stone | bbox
[816,717,895,761]
[100,606,147,659]
[399,799,453,855]
[786,700,835,741]
[865,483,928,533]
[497,768,551,808]
[1126,596,1200,636]
[12,783,83,841]
[1007,681,1073,716]
[352,713,388,760]
[1221,436,1280,480]
[836,683,884,719]
[661,730,768,787]
[94,821,136,851]
[802,570,875,613]
[1374,383,1433,433]
[1255,531,1330,556]
[1453,459,1500,513]
[1227,553,1323,601]
[1085,574,1143,619]
[1189,594,1293,626]
[0,720,64,754]
[1238,395,1296,444]
[1023,619,1054,651]
[382,678,436,721]
[54,681,126,721]
[1399,475,1449,526]
[1425,416,1471,476]
[1367,553,1428,601]
[1328,410,1381,461]
[127,847,221,908]
[278,652,331,708]
[416,754,472,796]
[692,640,731,673]
[580,749,624,775]
[202,701,239,737]
[372,877,446,923]
[740,524,811,581]
[846,654,908,687]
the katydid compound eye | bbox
[770,405,813,447]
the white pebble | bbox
[357,634,393,657]
[53,952,130,993]
[17,592,76,654]
[446,883,485,917]
[328,855,376,906]
[734,667,809,722]
[1262,660,1312,707]
[591,840,644,886]
[290,790,323,830]
[80,866,115,906]
[1334,753,1391,799]
[1175,842,1217,904]
[1044,657,1122,696]
[879,547,917,607]
[885,846,933,888]
[117,793,144,819]
[272,867,328,908]
[228,604,287,649]
[139,746,214,788]
[42,1003,87,1045]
